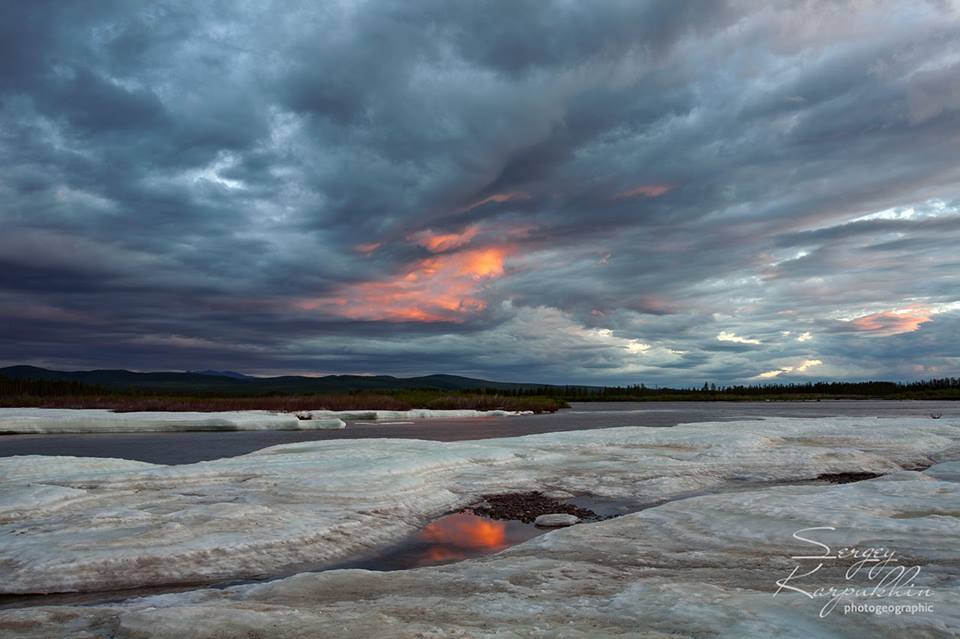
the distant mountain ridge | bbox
[189,370,256,380]
[0,365,568,394]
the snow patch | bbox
[298,409,534,421]
[0,408,346,433]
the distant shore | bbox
[0,391,567,414]
[2,371,958,414]
[4,389,960,416]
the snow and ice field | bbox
[0,408,536,434]
[1,414,959,637]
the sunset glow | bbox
[300,246,510,322]
[354,242,382,254]
[849,309,932,336]
[409,226,478,253]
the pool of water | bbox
[330,511,545,571]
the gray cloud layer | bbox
[2,1,959,383]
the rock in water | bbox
[534,513,580,527]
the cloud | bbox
[354,242,382,254]
[1,1,959,383]
[717,332,762,345]
[297,246,510,323]
[409,227,479,253]
[847,308,933,336]
[614,185,672,199]
[456,192,531,213]
[755,359,824,380]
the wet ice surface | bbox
[2,400,957,464]
[0,509,550,610]
[0,492,646,611]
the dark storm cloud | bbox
[2,0,959,383]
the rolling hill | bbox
[0,365,567,395]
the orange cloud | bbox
[299,246,510,322]
[615,184,672,199]
[457,191,530,213]
[409,226,478,253]
[354,242,381,254]
[848,308,932,336]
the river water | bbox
[0,400,956,465]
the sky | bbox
[2,1,960,385]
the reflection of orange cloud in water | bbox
[414,513,508,564]
[421,513,507,549]
[298,247,510,322]
[849,308,931,336]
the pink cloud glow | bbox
[299,246,510,322]
[409,226,478,253]
[354,242,382,254]
[848,308,932,336]
[614,184,672,199]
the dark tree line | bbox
[0,375,108,397]
[487,378,960,400]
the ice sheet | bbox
[1,415,957,595]
[2,464,958,638]
[0,408,346,433]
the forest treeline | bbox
[508,378,960,401]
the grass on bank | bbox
[16,393,565,413]
[0,376,567,413]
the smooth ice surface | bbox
[0,408,346,433]
[0,407,531,433]
[1,415,958,596]
[298,408,533,420]
[2,465,958,638]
